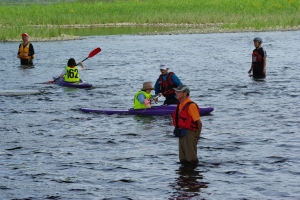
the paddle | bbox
[79,47,101,64]
[42,47,101,84]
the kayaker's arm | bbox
[154,78,161,95]
[78,61,86,70]
[137,93,151,108]
[171,73,183,87]
[59,68,66,79]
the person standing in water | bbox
[154,64,183,105]
[248,37,267,78]
[17,33,35,66]
[171,85,202,163]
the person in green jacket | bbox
[133,82,157,109]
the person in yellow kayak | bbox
[134,82,158,109]
[59,58,85,82]
[17,33,35,66]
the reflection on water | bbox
[169,163,208,199]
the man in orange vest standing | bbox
[17,33,35,66]
[171,85,202,163]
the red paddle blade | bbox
[38,80,54,84]
[88,47,101,58]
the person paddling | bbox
[59,58,85,83]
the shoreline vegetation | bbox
[1,0,300,42]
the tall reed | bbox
[1,0,299,40]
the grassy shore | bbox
[1,0,300,41]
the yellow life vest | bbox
[134,91,152,109]
[19,42,34,60]
[64,66,80,82]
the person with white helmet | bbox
[248,37,267,78]
[154,64,183,105]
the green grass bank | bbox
[1,0,300,41]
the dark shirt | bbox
[252,47,267,78]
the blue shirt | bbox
[137,93,146,104]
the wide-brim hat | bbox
[141,82,154,90]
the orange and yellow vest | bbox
[19,42,34,60]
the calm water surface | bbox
[0,31,299,199]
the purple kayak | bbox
[80,105,214,116]
[53,76,92,88]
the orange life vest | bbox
[171,102,199,131]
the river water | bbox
[0,30,299,199]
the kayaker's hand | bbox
[144,99,151,108]
[78,62,86,70]
[152,96,158,104]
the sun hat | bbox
[141,82,154,90]
[159,64,168,70]
[173,85,190,94]
[22,33,28,37]
[67,58,77,66]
